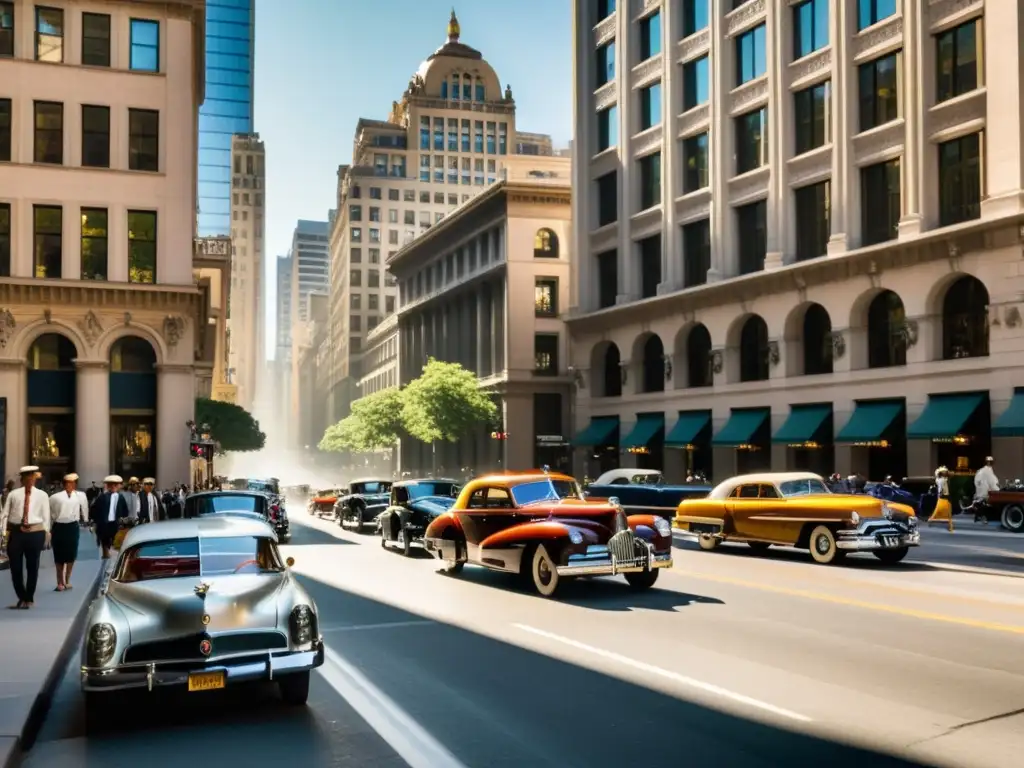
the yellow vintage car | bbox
[673,472,919,565]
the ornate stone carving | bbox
[594,81,617,112]
[163,315,186,347]
[678,104,710,137]
[729,167,770,204]
[639,0,661,16]
[619,361,629,386]
[631,53,663,87]
[852,121,904,164]
[632,125,663,158]
[725,0,766,37]
[77,311,104,346]
[731,78,768,114]
[0,309,15,349]
[709,349,724,374]
[787,147,832,187]
[1005,306,1022,329]
[123,312,132,326]
[43,308,52,324]
[853,17,903,58]
[765,341,780,367]
[663,354,673,381]
[831,331,846,360]
[679,29,710,61]
[897,319,919,348]
[790,48,831,85]
[594,12,617,47]
[928,0,982,26]
[928,93,985,136]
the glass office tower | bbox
[198,0,255,237]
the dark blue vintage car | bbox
[377,479,460,555]
[584,469,711,519]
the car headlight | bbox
[289,605,316,645]
[87,623,117,666]
[881,503,893,520]
[653,518,672,537]
[568,529,583,545]
[907,514,918,530]
[849,510,860,525]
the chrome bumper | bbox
[836,530,921,551]
[556,544,673,576]
[81,641,325,693]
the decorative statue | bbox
[504,84,513,100]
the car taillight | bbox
[270,505,279,520]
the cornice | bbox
[156,363,196,374]
[0,280,202,312]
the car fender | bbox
[479,520,598,550]
[627,513,672,551]
[425,511,463,540]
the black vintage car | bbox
[184,490,290,541]
[336,479,394,531]
[377,479,460,555]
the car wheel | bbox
[873,546,909,564]
[278,671,310,706]
[531,543,561,597]
[1001,504,1024,533]
[624,569,659,590]
[697,534,720,551]
[398,528,412,557]
[747,541,772,553]
[808,525,843,565]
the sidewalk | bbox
[0,534,106,768]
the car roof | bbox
[188,490,265,499]
[472,472,575,485]
[393,478,459,486]
[121,515,273,548]
[709,472,825,499]
[349,478,392,484]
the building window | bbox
[350,294,361,309]
[794,180,830,262]
[35,6,62,62]
[0,2,12,57]
[350,247,361,263]
[596,41,615,87]
[736,200,767,275]
[683,56,709,111]
[534,334,559,375]
[34,101,63,164]
[682,218,710,288]
[369,248,380,264]
[794,81,830,155]
[639,11,661,60]
[128,109,159,171]
[638,234,661,299]
[349,204,361,221]
[369,207,380,223]
[596,172,617,226]
[0,203,9,277]
[350,227,361,242]
[535,278,557,316]
[596,249,617,309]
[858,0,896,31]
[735,107,767,174]
[936,20,979,104]
[368,269,380,288]
[81,208,108,280]
[793,0,828,59]
[129,18,159,72]
[385,296,395,314]
[858,53,898,132]
[860,158,900,245]
[682,133,708,193]
[597,0,615,22]
[350,315,361,333]
[736,24,766,86]
[33,205,62,279]
[350,269,362,287]
[597,105,618,151]
[938,132,981,226]
[81,12,110,66]
[0,98,10,161]
[81,105,110,168]
[639,83,661,130]
[127,211,156,283]
[638,152,661,210]
[535,228,559,258]
[370,187,382,200]
[682,0,709,37]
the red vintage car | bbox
[308,488,340,517]
[423,471,673,597]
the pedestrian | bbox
[121,477,141,522]
[48,473,89,591]
[973,456,1000,524]
[90,475,130,559]
[927,466,954,532]
[1,466,52,609]
[138,478,163,523]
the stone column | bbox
[980,0,1024,218]
[897,0,923,237]
[659,0,681,294]
[764,0,786,269]
[475,290,485,376]
[828,0,853,253]
[75,361,110,483]
[156,364,194,486]
[707,3,734,280]
[615,4,637,303]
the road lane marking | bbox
[319,644,469,768]
[513,624,812,723]
[321,620,436,633]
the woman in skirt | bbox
[48,473,89,590]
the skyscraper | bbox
[198,0,255,236]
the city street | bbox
[23,513,1024,768]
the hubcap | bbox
[537,557,552,585]
[1008,508,1024,529]
[816,535,830,554]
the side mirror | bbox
[285,556,295,567]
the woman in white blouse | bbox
[49,473,89,591]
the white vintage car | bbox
[80,516,323,715]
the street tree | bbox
[194,397,266,453]
[318,387,405,453]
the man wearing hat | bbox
[120,477,141,522]
[0,466,52,609]
[137,478,163,523]
[90,475,130,559]
[973,456,1000,524]
[48,473,89,591]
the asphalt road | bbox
[22,513,1024,768]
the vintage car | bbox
[185,490,290,542]
[377,479,460,555]
[673,472,920,565]
[423,471,673,597]
[585,468,712,519]
[80,516,324,721]
[336,479,393,530]
[959,480,1024,532]
[308,488,341,517]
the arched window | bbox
[603,343,622,397]
[451,73,460,100]
[802,304,833,375]
[867,290,906,368]
[462,75,472,101]
[640,334,665,393]
[942,276,989,360]
[686,324,712,387]
[739,316,769,382]
[27,333,76,370]
[440,80,448,100]
[475,77,485,101]
[110,336,156,372]
[534,228,559,258]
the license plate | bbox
[187,671,225,692]
[881,535,899,548]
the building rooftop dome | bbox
[423,8,483,65]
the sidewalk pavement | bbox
[0,533,107,768]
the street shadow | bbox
[284,521,357,546]
[380,544,434,560]
[674,538,939,573]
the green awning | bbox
[836,401,903,443]
[572,416,619,446]
[713,408,769,446]
[772,404,832,444]
[621,414,665,449]
[907,393,985,440]
[665,410,711,447]
[994,389,1024,437]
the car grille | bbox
[608,529,646,564]
[123,631,288,663]
[614,509,628,533]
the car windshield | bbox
[633,473,663,485]
[114,536,284,582]
[189,494,261,517]
[778,478,831,497]
[510,479,581,506]
[407,482,458,499]
[247,480,278,494]
[316,489,336,497]
[352,481,391,494]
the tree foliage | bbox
[194,398,266,453]
[319,388,405,453]
[401,358,498,444]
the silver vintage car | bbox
[80,515,324,710]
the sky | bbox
[252,0,574,359]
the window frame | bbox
[33,204,63,279]
[682,218,711,288]
[793,180,831,262]
[638,11,661,61]
[34,5,63,63]
[938,132,982,227]
[736,199,767,275]
[596,41,615,87]
[597,104,618,152]
[0,202,10,277]
[638,151,662,211]
[128,108,159,172]
[792,0,829,60]
[129,17,160,72]
[0,97,10,162]
[735,24,766,86]
[935,19,980,104]
[533,333,560,375]
[682,132,709,193]
[81,12,111,67]
[535,277,558,317]
[127,210,157,284]
[33,100,63,164]
[793,81,830,156]
[639,82,662,131]
[683,55,709,111]
[80,207,109,280]
[682,0,709,38]
[81,104,110,168]
[860,158,901,246]
[0,1,13,58]
[858,53,899,132]
[735,107,767,175]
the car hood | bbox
[107,574,286,643]
[408,496,457,517]
[793,494,916,518]
[350,493,390,505]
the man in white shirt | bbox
[973,456,1000,523]
[89,475,129,559]
[49,473,89,591]
[1,466,52,609]
[138,478,162,523]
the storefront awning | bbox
[772,404,832,445]
[713,408,769,447]
[993,389,1024,437]
[621,414,664,449]
[572,416,619,446]
[665,410,711,447]
[907,393,985,440]
[836,401,903,443]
